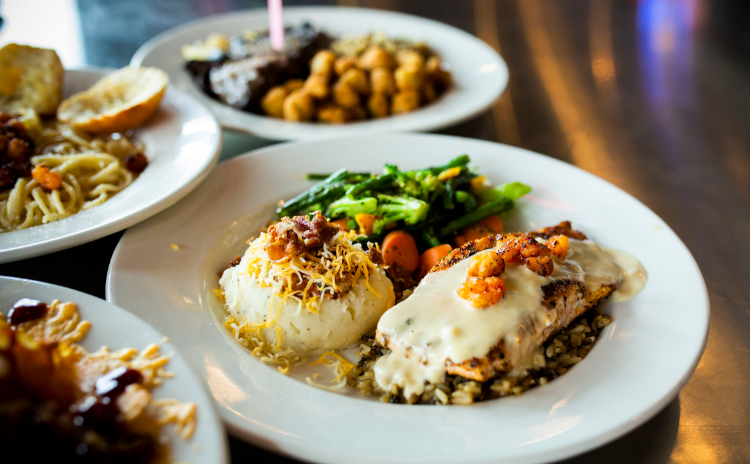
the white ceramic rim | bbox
[106,133,709,464]
[0,68,222,264]
[0,276,230,464]
[131,6,508,140]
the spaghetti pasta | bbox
[0,119,144,232]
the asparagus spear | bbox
[455,190,477,211]
[436,197,514,238]
[277,168,348,217]
[306,172,370,181]
[428,154,470,174]
[346,174,394,197]
[422,228,441,248]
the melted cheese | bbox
[374,239,647,399]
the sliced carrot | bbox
[355,213,378,235]
[382,230,419,273]
[481,215,504,234]
[331,218,350,231]
[454,215,504,247]
[418,244,452,279]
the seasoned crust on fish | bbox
[379,221,617,382]
[432,221,586,275]
[530,220,587,241]
[431,235,497,273]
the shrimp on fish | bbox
[459,252,506,308]
[546,235,570,259]
[458,276,506,309]
[466,250,505,278]
[496,233,555,277]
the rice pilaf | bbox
[349,312,611,404]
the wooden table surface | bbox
[2,0,749,462]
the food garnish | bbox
[277,155,530,253]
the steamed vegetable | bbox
[277,155,531,258]
[382,230,420,272]
[328,196,378,217]
[454,215,504,246]
[372,194,429,234]
[418,244,453,279]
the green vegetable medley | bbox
[276,155,531,249]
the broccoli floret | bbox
[373,194,429,234]
[394,170,445,202]
[327,196,378,218]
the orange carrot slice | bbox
[418,244,452,279]
[382,230,419,273]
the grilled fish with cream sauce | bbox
[374,222,647,400]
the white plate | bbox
[0,68,221,264]
[106,134,709,464]
[0,276,229,464]
[131,6,507,140]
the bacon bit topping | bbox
[385,261,416,299]
[264,211,339,261]
[31,163,62,191]
[546,234,570,259]
[124,152,149,173]
[245,220,381,312]
[368,246,385,265]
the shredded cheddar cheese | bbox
[212,289,225,303]
[311,351,355,382]
[224,315,303,375]
[242,231,381,315]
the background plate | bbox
[0,276,229,464]
[107,134,708,464]
[132,6,508,140]
[0,69,221,264]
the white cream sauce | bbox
[605,248,648,302]
[374,239,647,399]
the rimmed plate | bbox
[131,6,508,140]
[106,134,709,464]
[0,276,229,463]
[0,68,221,264]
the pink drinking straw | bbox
[268,0,284,51]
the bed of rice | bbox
[347,312,611,405]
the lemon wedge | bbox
[57,67,169,133]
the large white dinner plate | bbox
[0,68,221,264]
[0,276,229,463]
[106,134,708,464]
[131,6,508,140]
